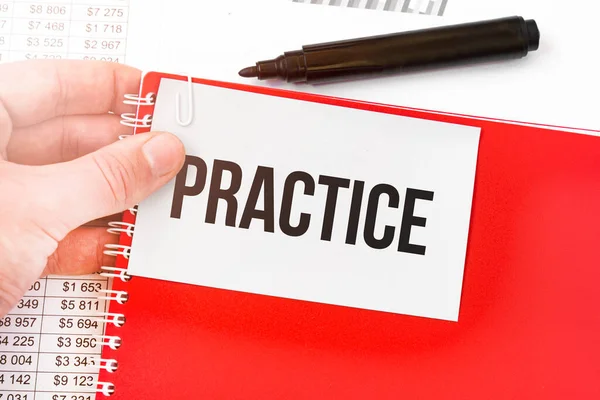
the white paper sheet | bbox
[127,77,480,322]
[125,0,599,134]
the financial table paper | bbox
[0,1,130,399]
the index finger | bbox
[0,59,141,128]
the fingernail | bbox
[142,132,184,177]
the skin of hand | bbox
[0,59,186,317]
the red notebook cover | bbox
[96,72,600,399]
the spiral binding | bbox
[93,89,155,397]
[92,76,194,396]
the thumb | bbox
[39,131,186,232]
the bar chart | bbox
[291,0,449,16]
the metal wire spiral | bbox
[94,91,155,396]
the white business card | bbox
[127,77,480,321]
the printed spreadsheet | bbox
[0,1,129,399]
[0,0,128,63]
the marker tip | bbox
[238,66,258,78]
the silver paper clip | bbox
[175,75,194,126]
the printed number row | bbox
[0,353,100,374]
[21,280,108,297]
[0,36,124,53]
[0,20,127,39]
[0,316,103,335]
[6,298,103,316]
[0,51,121,63]
[0,392,94,400]
[0,372,97,391]
[0,393,93,400]
[0,5,128,21]
[0,334,103,354]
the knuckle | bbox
[91,152,138,208]
[45,247,67,276]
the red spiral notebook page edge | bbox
[96,72,600,399]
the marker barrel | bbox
[253,16,540,83]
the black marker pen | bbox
[238,16,540,84]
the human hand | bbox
[0,60,186,317]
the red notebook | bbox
[95,72,600,399]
